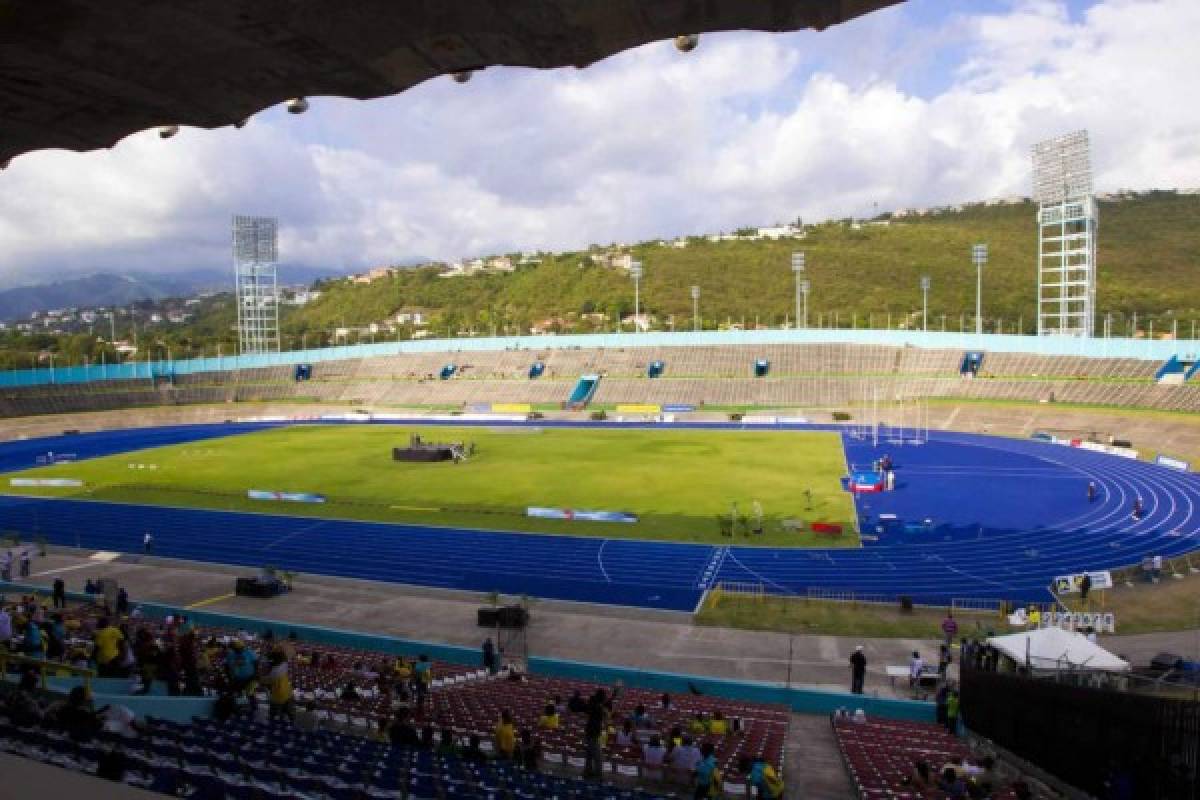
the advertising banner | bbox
[616,404,661,414]
[9,478,83,487]
[247,489,327,504]
[662,404,696,413]
[1052,570,1113,594]
[1156,454,1191,472]
[526,506,638,523]
[1041,611,1116,634]
[492,403,533,413]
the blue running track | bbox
[1,422,1197,612]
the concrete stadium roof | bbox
[0,0,901,164]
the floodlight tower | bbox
[1032,130,1097,337]
[630,261,643,332]
[920,276,931,332]
[799,280,811,329]
[690,285,700,332]
[790,251,805,328]
[233,215,280,354]
[971,244,987,335]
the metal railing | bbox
[0,651,95,694]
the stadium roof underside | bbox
[0,0,901,164]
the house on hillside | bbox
[393,308,429,327]
[621,313,654,332]
[485,256,515,272]
[352,266,397,284]
[755,224,805,239]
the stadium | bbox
[1,2,1199,800]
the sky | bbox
[0,0,1198,290]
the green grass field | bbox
[7,425,858,546]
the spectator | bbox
[642,733,667,777]
[388,708,420,747]
[670,735,702,772]
[51,686,105,741]
[0,603,12,648]
[18,549,31,578]
[494,709,516,759]
[482,637,497,674]
[461,733,487,764]
[1080,572,1093,601]
[660,692,672,711]
[567,689,587,713]
[92,618,124,676]
[413,654,432,707]
[941,612,958,645]
[688,711,708,736]
[938,644,952,678]
[615,718,639,748]
[709,710,728,735]
[935,684,949,727]
[420,724,436,750]
[84,579,97,595]
[693,742,720,800]
[45,613,66,660]
[909,651,924,688]
[939,766,967,798]
[5,668,44,727]
[223,639,258,696]
[910,760,933,791]
[537,702,559,730]
[945,687,960,734]
[631,703,654,728]
[436,728,459,758]
[517,728,541,771]
[339,681,360,702]
[0,551,11,582]
[849,645,867,694]
[142,532,153,554]
[116,587,129,616]
[101,704,140,738]
[582,689,608,779]
[740,754,785,799]
[21,619,43,657]
[265,650,293,723]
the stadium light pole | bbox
[920,276,931,332]
[790,252,805,329]
[691,285,700,332]
[972,244,988,335]
[630,261,643,333]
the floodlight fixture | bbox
[233,215,280,355]
[1032,130,1097,337]
[674,34,699,52]
[972,244,987,335]
[1032,130,1093,205]
[286,97,309,114]
[158,125,179,139]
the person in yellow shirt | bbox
[537,702,560,730]
[266,650,293,722]
[494,709,517,759]
[92,618,124,677]
[688,712,708,736]
[393,656,412,681]
[709,710,728,735]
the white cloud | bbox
[0,0,1196,289]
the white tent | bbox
[986,626,1130,672]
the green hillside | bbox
[285,190,1200,340]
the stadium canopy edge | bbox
[0,0,901,164]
